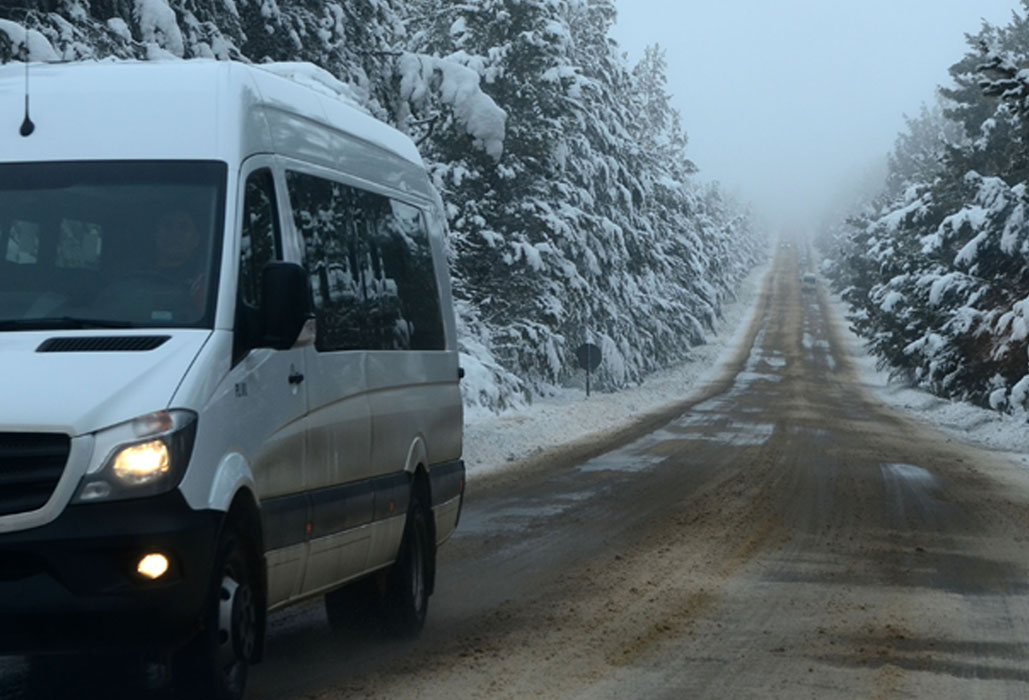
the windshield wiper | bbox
[0,317,136,331]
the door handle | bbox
[288,371,305,385]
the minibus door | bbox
[232,163,310,606]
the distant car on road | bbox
[802,272,817,291]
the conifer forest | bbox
[2,0,1027,422]
[819,1,1029,421]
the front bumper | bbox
[0,490,221,654]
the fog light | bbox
[137,553,169,580]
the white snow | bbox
[880,463,938,486]
[258,62,368,112]
[880,193,928,234]
[105,18,133,42]
[449,17,468,39]
[134,0,186,58]
[879,290,905,312]
[926,272,966,306]
[397,52,507,160]
[955,230,988,267]
[0,22,60,61]
[941,204,988,241]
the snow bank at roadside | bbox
[462,261,769,479]
[830,296,1029,468]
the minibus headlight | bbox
[111,439,170,486]
[73,410,197,503]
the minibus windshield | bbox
[0,161,226,330]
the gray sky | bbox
[610,0,1024,231]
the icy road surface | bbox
[5,246,1029,698]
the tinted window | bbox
[239,169,281,309]
[0,160,226,329]
[370,199,446,350]
[285,171,444,352]
[56,219,103,270]
[234,168,282,363]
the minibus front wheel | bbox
[176,525,259,700]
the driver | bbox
[153,209,205,309]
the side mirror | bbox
[259,262,311,350]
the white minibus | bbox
[0,59,465,699]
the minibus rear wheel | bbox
[385,492,433,636]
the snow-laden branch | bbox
[398,52,507,161]
[0,19,59,61]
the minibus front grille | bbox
[0,433,71,517]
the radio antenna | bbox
[19,27,36,137]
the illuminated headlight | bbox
[112,440,170,485]
[73,410,197,503]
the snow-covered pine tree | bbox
[628,44,759,347]
[823,0,1029,419]
[405,0,612,391]
[0,1,407,119]
[405,1,761,396]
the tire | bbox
[174,529,258,700]
[384,492,434,637]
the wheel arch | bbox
[205,451,257,513]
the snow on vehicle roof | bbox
[249,61,423,165]
[0,59,423,166]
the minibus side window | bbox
[286,170,365,352]
[234,168,282,364]
[373,200,445,351]
[286,170,445,352]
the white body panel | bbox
[1,330,210,436]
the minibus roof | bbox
[0,59,424,168]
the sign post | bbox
[574,342,602,397]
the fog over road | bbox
[6,247,1029,698]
